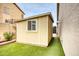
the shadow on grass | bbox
[48,37,55,47]
[48,37,62,47]
[51,37,65,56]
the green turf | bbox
[0,37,65,56]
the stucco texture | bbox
[16,16,52,47]
[58,3,79,56]
[0,23,15,41]
[0,3,24,41]
[0,3,24,22]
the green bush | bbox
[3,32,13,41]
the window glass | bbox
[28,20,36,31]
[31,21,36,30]
[21,14,23,19]
[28,21,31,30]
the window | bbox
[4,19,14,24]
[5,19,9,23]
[10,19,14,24]
[27,19,37,32]
[21,14,24,19]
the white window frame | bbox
[26,19,37,32]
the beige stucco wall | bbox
[0,3,24,40]
[58,3,79,56]
[0,3,24,22]
[0,23,15,41]
[16,16,52,47]
[0,4,3,21]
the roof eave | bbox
[15,12,54,23]
[13,3,25,14]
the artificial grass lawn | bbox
[0,37,65,56]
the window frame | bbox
[21,14,24,19]
[26,19,37,32]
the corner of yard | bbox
[0,37,65,56]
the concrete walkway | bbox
[0,39,16,46]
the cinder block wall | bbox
[58,3,79,56]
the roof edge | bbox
[13,3,25,14]
[15,12,54,23]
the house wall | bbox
[16,16,52,47]
[0,3,24,22]
[0,3,24,40]
[0,23,15,41]
[0,4,3,21]
[58,3,79,56]
[48,16,52,43]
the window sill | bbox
[26,30,37,32]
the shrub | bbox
[3,32,13,41]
